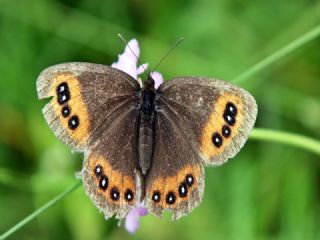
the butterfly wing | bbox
[37,62,140,151]
[82,100,141,218]
[145,106,205,220]
[157,77,257,165]
[145,77,257,219]
[37,62,141,218]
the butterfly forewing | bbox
[157,77,258,165]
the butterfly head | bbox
[143,72,155,91]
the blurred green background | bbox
[1,0,320,239]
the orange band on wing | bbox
[50,72,91,146]
[200,93,244,159]
[86,153,136,206]
[147,164,202,208]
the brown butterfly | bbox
[36,43,257,221]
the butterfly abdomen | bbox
[138,89,156,175]
[138,115,154,175]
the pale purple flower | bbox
[111,39,165,233]
[111,39,143,80]
[150,71,164,89]
[125,205,148,234]
[112,38,164,88]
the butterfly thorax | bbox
[138,74,157,175]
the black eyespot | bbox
[212,132,223,147]
[226,102,237,116]
[61,105,71,118]
[223,112,236,126]
[94,165,103,177]
[222,125,231,138]
[152,191,161,203]
[110,187,120,201]
[56,82,70,105]
[99,175,108,191]
[57,92,70,105]
[124,189,134,202]
[68,115,79,130]
[186,174,194,187]
[178,182,188,198]
[166,191,176,205]
[56,82,69,94]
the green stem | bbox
[232,24,320,84]
[250,128,320,156]
[0,181,82,240]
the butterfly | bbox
[36,48,257,221]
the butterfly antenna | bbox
[151,37,184,73]
[117,33,148,78]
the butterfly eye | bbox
[68,115,80,130]
[166,191,176,205]
[152,191,161,202]
[110,187,120,201]
[185,174,194,187]
[124,189,134,202]
[178,182,188,198]
[222,125,231,138]
[99,175,109,191]
[212,132,223,148]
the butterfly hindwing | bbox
[37,62,141,218]
[145,104,205,219]
[83,100,141,218]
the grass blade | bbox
[250,128,320,156]
[232,25,320,84]
[0,181,82,240]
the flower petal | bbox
[125,209,140,233]
[150,71,164,89]
[125,39,140,60]
[136,206,148,216]
[125,206,148,234]
[111,39,141,79]
[137,63,148,75]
